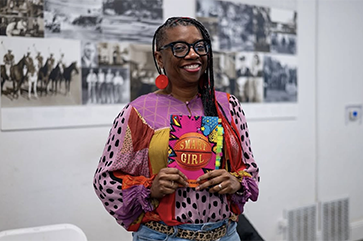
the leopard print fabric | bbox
[144,221,227,241]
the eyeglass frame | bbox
[158,39,210,58]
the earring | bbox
[155,74,169,89]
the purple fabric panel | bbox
[130,92,231,130]
[115,185,154,228]
[231,177,259,212]
[131,93,206,129]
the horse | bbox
[61,62,79,95]
[25,58,38,99]
[37,61,52,96]
[48,63,62,95]
[0,56,28,99]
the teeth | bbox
[184,64,199,69]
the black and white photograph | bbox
[0,0,44,37]
[129,43,158,101]
[196,0,218,18]
[0,36,81,107]
[213,51,235,94]
[0,16,44,37]
[263,54,297,102]
[234,52,264,103]
[0,0,43,18]
[101,0,163,43]
[44,0,103,41]
[197,17,219,51]
[253,6,271,52]
[81,41,98,68]
[81,66,129,105]
[97,41,129,67]
[269,8,297,35]
[270,32,296,55]
[218,1,255,51]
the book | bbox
[168,115,224,187]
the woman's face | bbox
[155,25,208,89]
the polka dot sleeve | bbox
[228,95,259,212]
[93,104,156,230]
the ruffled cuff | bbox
[115,185,156,228]
[231,176,259,212]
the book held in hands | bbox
[168,115,224,187]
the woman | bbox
[94,17,259,241]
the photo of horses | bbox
[0,36,81,107]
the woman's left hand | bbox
[196,169,241,194]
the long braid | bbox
[152,17,217,117]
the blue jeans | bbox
[132,220,240,241]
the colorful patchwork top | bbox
[93,91,259,231]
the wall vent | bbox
[285,204,317,241]
[321,197,349,241]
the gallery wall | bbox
[0,0,362,241]
[0,0,298,130]
[316,1,363,239]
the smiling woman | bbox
[93,17,260,241]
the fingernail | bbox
[195,186,200,191]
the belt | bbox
[144,221,227,241]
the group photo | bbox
[0,36,81,107]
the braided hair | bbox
[152,17,218,117]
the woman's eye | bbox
[196,44,206,51]
[174,45,187,52]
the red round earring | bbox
[155,74,169,89]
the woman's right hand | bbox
[150,168,189,199]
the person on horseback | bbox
[35,51,43,70]
[46,53,55,72]
[3,49,14,78]
[25,50,38,98]
[58,53,65,75]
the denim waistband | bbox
[160,219,228,232]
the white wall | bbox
[0,0,362,241]
[316,1,363,240]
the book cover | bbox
[168,115,224,187]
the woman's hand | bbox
[196,169,241,194]
[150,168,189,199]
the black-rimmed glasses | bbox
[159,40,209,58]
